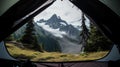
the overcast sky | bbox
[33,0,90,38]
[34,0,84,27]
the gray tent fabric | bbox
[35,62,108,67]
[0,0,55,42]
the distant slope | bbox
[34,23,61,52]
[36,14,82,53]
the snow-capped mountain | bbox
[37,14,80,39]
[36,14,82,53]
[38,14,67,29]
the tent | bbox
[0,0,120,67]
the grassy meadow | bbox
[6,43,108,62]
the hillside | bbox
[6,43,108,62]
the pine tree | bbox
[20,19,43,52]
[80,13,89,52]
[85,23,113,52]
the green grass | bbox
[6,43,108,62]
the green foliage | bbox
[32,37,44,52]
[20,20,35,44]
[80,13,90,52]
[20,19,43,52]
[5,34,14,41]
[85,23,113,52]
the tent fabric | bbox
[0,0,54,42]
[0,0,120,67]
[35,62,108,67]
[70,0,120,45]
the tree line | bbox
[6,13,113,53]
[6,19,43,52]
[80,13,113,52]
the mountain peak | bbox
[53,14,57,17]
[49,14,62,21]
[38,14,61,23]
[50,14,58,19]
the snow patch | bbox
[37,23,66,38]
[60,22,67,26]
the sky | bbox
[34,0,86,28]
[33,0,90,38]
[33,0,90,52]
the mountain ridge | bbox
[37,14,80,38]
